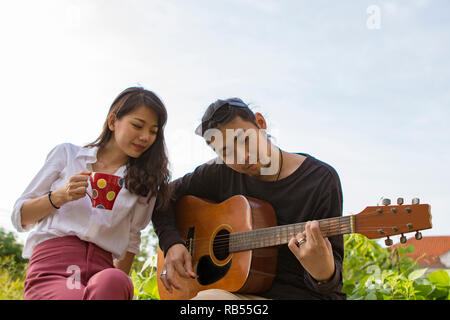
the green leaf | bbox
[413,278,434,298]
[414,284,434,297]
[427,270,450,287]
[140,255,156,275]
[365,291,377,300]
[408,268,427,282]
[430,286,448,299]
[348,292,363,300]
[142,276,160,299]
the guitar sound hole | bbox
[213,229,230,261]
[197,255,231,285]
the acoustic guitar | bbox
[156,195,432,300]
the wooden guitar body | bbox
[157,195,278,300]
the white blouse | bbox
[11,143,156,260]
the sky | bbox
[0,0,449,248]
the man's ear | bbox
[107,113,117,131]
[254,112,267,130]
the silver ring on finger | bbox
[296,238,307,247]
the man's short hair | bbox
[195,98,257,137]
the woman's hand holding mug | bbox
[51,171,92,207]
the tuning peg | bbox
[382,198,391,206]
[397,197,404,205]
[415,231,423,240]
[400,234,407,244]
[385,236,393,246]
[412,198,420,205]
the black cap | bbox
[195,98,249,136]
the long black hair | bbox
[85,87,171,211]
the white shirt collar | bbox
[76,145,126,177]
[75,145,99,164]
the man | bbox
[151,98,346,299]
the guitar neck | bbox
[229,215,354,252]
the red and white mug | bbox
[86,172,124,210]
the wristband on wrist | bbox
[48,191,60,209]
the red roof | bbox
[394,236,450,265]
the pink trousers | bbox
[24,235,134,300]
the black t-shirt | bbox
[152,153,346,300]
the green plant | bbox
[131,255,160,300]
[0,228,27,300]
[0,255,26,300]
[0,228,28,273]
[128,233,450,300]
[343,234,450,300]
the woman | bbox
[11,87,171,300]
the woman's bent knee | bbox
[83,268,134,300]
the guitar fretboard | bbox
[228,215,353,252]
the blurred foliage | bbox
[343,234,450,300]
[0,258,26,300]
[130,226,160,300]
[0,227,27,300]
[131,254,160,300]
[1,226,448,300]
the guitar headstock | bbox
[354,197,432,246]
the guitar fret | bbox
[260,230,264,248]
[269,229,272,246]
[229,216,353,253]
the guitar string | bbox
[187,216,351,243]
[212,224,410,254]
[190,222,417,248]
[210,223,414,245]
[189,226,388,251]
[183,213,421,251]
[182,207,426,254]
[197,225,415,255]
[189,223,346,244]
[188,224,417,249]
[186,207,415,244]
[216,227,354,254]
[193,205,421,241]
[170,209,427,264]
